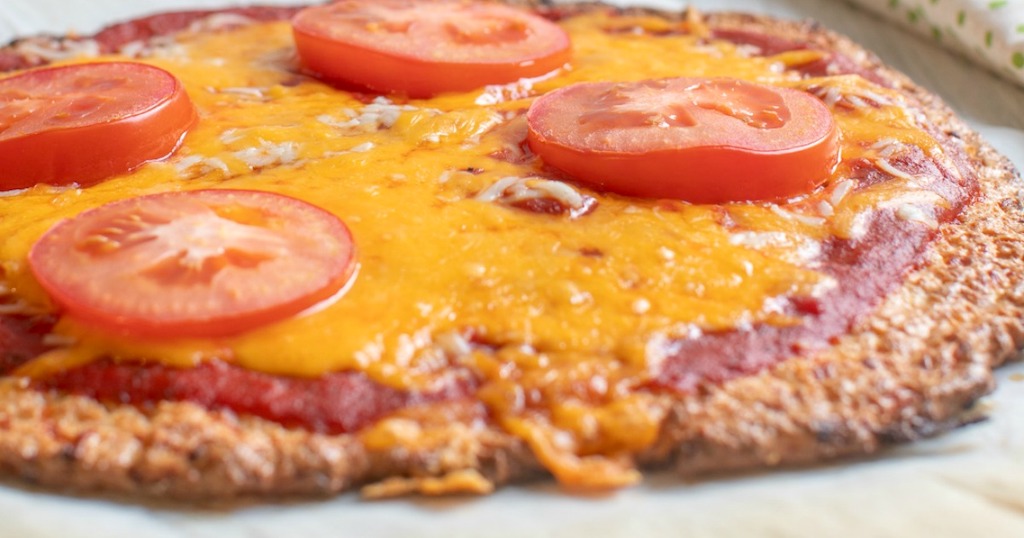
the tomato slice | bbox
[292,0,571,97]
[0,62,197,191]
[28,190,357,339]
[526,77,840,204]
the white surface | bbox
[1,1,1023,537]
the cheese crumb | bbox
[896,204,939,229]
[632,298,652,315]
[318,97,416,133]
[234,140,301,169]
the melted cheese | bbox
[0,11,953,487]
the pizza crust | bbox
[0,384,541,498]
[0,3,1022,499]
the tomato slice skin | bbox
[0,62,197,191]
[526,78,840,204]
[292,0,571,97]
[28,190,357,339]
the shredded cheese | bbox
[475,176,592,216]
[0,11,962,488]
[12,38,100,62]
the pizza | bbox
[0,0,1022,500]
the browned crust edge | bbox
[1,2,1023,501]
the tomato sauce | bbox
[653,213,936,390]
[41,359,475,434]
[91,7,305,52]
[0,314,54,373]
[710,28,894,87]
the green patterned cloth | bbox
[850,0,1024,85]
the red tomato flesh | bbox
[28,190,357,339]
[292,0,571,97]
[0,62,197,190]
[526,77,840,203]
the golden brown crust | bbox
[1,3,1022,500]
[0,384,541,498]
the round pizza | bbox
[0,0,1022,500]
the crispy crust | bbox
[1,3,1023,500]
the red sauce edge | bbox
[90,7,305,52]
[0,314,54,373]
[710,28,894,87]
[40,359,474,435]
[0,7,978,433]
[654,147,976,391]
